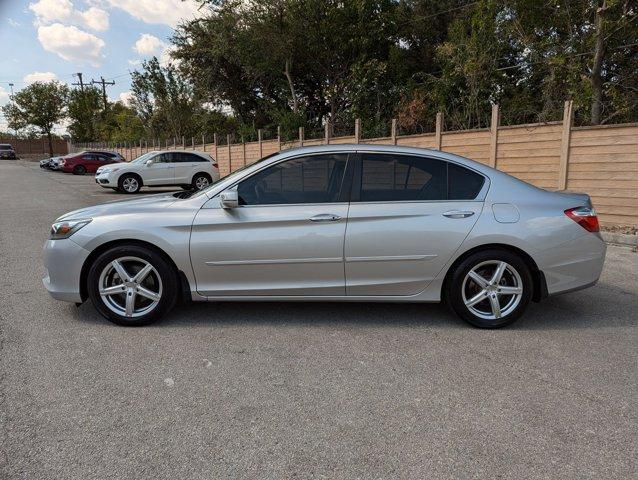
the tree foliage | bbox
[2,81,69,155]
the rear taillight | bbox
[565,206,599,233]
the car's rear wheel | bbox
[192,173,211,190]
[118,174,141,194]
[447,249,532,328]
[87,245,178,326]
[73,165,86,175]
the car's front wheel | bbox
[87,245,178,326]
[118,174,141,194]
[447,249,532,328]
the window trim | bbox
[229,152,354,207]
[349,151,489,203]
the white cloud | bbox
[23,71,58,84]
[8,18,21,27]
[107,0,201,28]
[0,86,9,104]
[128,59,141,66]
[37,23,105,67]
[118,91,134,105]
[29,0,109,32]
[133,33,163,55]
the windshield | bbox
[0,145,12,150]
[131,152,156,164]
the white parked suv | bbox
[95,150,219,194]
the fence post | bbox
[242,140,247,167]
[214,133,218,162]
[202,133,206,151]
[391,119,397,145]
[435,112,444,150]
[354,118,361,144]
[277,126,281,151]
[558,100,574,190]
[299,126,304,147]
[181,136,185,149]
[191,137,195,149]
[489,104,500,168]
[227,134,232,172]
[258,129,263,159]
[144,139,148,153]
[324,121,331,145]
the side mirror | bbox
[220,188,239,209]
[145,159,154,166]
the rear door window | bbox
[356,153,447,201]
[448,163,485,200]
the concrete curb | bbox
[602,232,638,247]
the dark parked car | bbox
[0,143,17,159]
[59,151,125,174]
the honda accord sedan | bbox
[43,145,606,328]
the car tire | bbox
[447,249,533,328]
[191,173,211,190]
[118,174,142,194]
[73,165,86,175]
[87,245,178,326]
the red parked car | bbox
[59,151,125,175]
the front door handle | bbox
[442,210,475,219]
[309,213,341,222]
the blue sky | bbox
[0,0,201,132]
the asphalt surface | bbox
[1,160,637,479]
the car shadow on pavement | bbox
[68,280,636,331]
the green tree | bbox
[67,86,102,142]
[2,81,69,156]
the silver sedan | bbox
[43,145,606,328]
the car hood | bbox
[57,193,179,221]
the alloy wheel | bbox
[461,260,523,320]
[98,256,162,318]
[195,176,210,190]
[122,177,139,193]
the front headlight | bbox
[50,219,92,240]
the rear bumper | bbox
[535,233,606,296]
[42,238,89,303]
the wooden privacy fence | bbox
[0,137,69,156]
[100,101,638,227]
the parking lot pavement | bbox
[1,159,637,479]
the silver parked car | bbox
[43,145,606,328]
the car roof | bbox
[272,144,498,177]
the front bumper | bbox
[94,171,118,187]
[43,238,90,303]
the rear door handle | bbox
[442,210,475,219]
[309,213,341,222]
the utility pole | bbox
[72,73,85,92]
[8,83,14,96]
[91,76,115,110]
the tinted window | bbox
[154,153,173,163]
[238,154,348,205]
[357,154,447,201]
[181,153,206,162]
[448,163,484,199]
